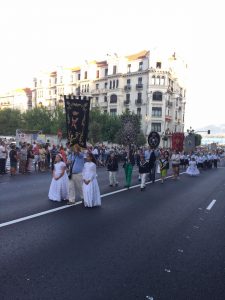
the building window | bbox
[96,83,99,90]
[104,96,107,102]
[96,70,99,79]
[151,76,155,85]
[109,81,112,89]
[116,79,119,88]
[96,97,99,102]
[104,82,108,89]
[110,108,117,116]
[152,107,162,117]
[151,122,161,132]
[175,111,177,120]
[137,107,141,117]
[113,80,115,89]
[137,92,142,100]
[156,76,160,85]
[127,64,131,73]
[153,91,162,101]
[156,62,161,69]
[84,71,87,79]
[161,76,165,85]
[78,73,81,81]
[110,94,117,103]
[113,65,117,74]
[139,61,143,71]
[138,77,142,84]
[126,94,130,102]
[87,84,89,92]
[105,69,108,76]
[127,79,131,85]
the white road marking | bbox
[206,199,216,210]
[0,172,186,229]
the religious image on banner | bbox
[172,132,184,151]
[64,95,91,148]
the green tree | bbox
[0,109,22,135]
[115,111,141,145]
[194,133,202,146]
[136,132,147,146]
[50,106,67,137]
[88,120,102,144]
[23,107,51,133]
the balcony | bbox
[165,115,172,121]
[124,85,131,91]
[124,100,130,106]
[91,89,100,95]
[136,83,143,89]
[135,99,142,105]
[99,102,108,107]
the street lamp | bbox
[187,126,195,135]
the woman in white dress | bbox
[82,152,101,207]
[48,154,69,202]
[186,158,200,176]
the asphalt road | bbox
[1,166,225,300]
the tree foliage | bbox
[194,133,202,146]
[0,109,23,135]
[115,111,143,146]
[0,107,146,146]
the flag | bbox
[64,95,91,148]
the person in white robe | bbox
[48,154,69,202]
[186,158,200,176]
[82,152,101,207]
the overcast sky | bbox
[0,0,224,130]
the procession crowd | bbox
[0,137,224,208]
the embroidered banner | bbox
[64,95,91,148]
[172,132,184,151]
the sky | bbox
[0,0,224,130]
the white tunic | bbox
[48,161,69,201]
[82,162,101,207]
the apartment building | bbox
[0,88,32,112]
[32,50,187,146]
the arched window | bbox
[156,76,160,85]
[153,91,162,101]
[110,94,117,103]
[152,75,155,85]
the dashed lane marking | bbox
[206,199,216,211]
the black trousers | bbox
[0,158,6,174]
[149,164,156,183]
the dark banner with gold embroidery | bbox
[64,95,91,148]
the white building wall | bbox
[31,50,186,143]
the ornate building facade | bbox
[32,50,187,146]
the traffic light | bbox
[207,130,210,134]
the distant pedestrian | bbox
[67,144,84,204]
[107,152,119,187]
[123,147,135,189]
[82,152,101,207]
[48,154,69,202]
[138,155,149,191]
[186,157,200,176]
[159,152,169,184]
[171,150,181,180]
[9,144,18,176]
